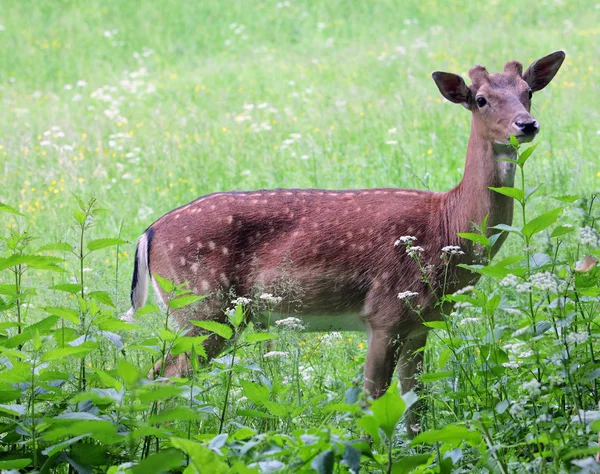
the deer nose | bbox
[515,120,539,135]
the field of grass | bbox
[1,0,600,472]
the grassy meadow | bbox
[1,0,600,472]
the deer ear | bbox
[432,72,472,108]
[523,51,565,92]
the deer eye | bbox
[476,96,487,108]
[528,89,533,100]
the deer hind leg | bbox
[397,329,428,437]
[364,328,402,398]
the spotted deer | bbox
[125,51,565,434]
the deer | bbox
[124,51,565,435]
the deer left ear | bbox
[431,72,472,108]
[523,51,566,92]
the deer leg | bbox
[397,330,428,437]
[364,329,402,398]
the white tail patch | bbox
[121,232,150,322]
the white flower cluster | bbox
[321,332,342,345]
[502,361,519,369]
[398,291,419,300]
[459,317,480,325]
[522,379,541,398]
[394,235,417,247]
[259,293,283,305]
[452,285,474,296]
[263,351,289,359]
[406,246,425,257]
[500,274,518,287]
[566,332,588,344]
[232,296,252,306]
[441,245,465,256]
[580,226,600,247]
[516,282,532,293]
[274,317,304,331]
[530,272,558,291]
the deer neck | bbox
[444,118,517,257]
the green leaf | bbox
[50,283,82,294]
[553,194,579,204]
[491,223,523,235]
[0,254,65,272]
[190,320,233,340]
[457,232,488,246]
[522,207,562,239]
[311,450,334,474]
[524,184,542,202]
[422,321,447,330]
[263,400,289,417]
[168,294,204,310]
[131,449,186,474]
[148,407,201,424]
[88,290,115,307]
[412,424,481,448]
[358,415,380,443]
[235,409,275,419]
[509,135,519,150]
[391,454,434,473]
[550,225,575,238]
[489,186,524,202]
[117,359,142,386]
[420,371,453,383]
[370,384,406,439]
[135,304,160,317]
[38,242,74,252]
[245,333,277,343]
[170,438,229,473]
[44,306,79,324]
[240,380,270,405]
[170,336,208,358]
[87,238,129,252]
[0,202,24,216]
[42,341,98,361]
[0,459,32,470]
[153,274,174,293]
[516,142,538,167]
[73,208,87,225]
[42,434,89,457]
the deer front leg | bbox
[397,330,428,437]
[364,329,402,398]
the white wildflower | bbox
[500,274,518,287]
[275,317,304,331]
[502,361,519,369]
[530,271,558,291]
[386,140,398,145]
[395,235,417,246]
[509,401,525,418]
[566,332,588,344]
[64,84,73,90]
[518,350,534,358]
[321,332,342,345]
[516,282,532,293]
[536,414,552,423]
[398,291,419,300]
[522,379,541,397]
[263,351,289,359]
[231,296,251,306]
[76,80,87,87]
[299,365,314,382]
[441,245,464,256]
[580,226,599,247]
[388,127,397,134]
[459,317,480,325]
[406,246,424,257]
[453,285,474,295]
[259,293,282,305]
[454,301,472,309]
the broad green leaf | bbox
[240,380,270,405]
[0,254,65,272]
[516,142,538,167]
[38,242,74,252]
[42,434,89,457]
[311,450,334,474]
[42,341,98,361]
[148,407,201,424]
[235,409,276,419]
[0,403,27,416]
[457,232,488,246]
[245,333,277,343]
[170,438,229,473]
[524,184,542,202]
[423,321,447,330]
[44,306,79,324]
[135,304,160,317]
[73,208,87,225]
[370,384,406,439]
[170,336,208,358]
[391,454,434,473]
[491,223,523,235]
[489,186,524,202]
[50,283,82,294]
[263,400,288,417]
[420,371,453,383]
[191,320,233,339]
[229,303,245,328]
[522,208,562,239]
[553,194,579,203]
[357,415,380,443]
[412,424,481,448]
[551,225,575,238]
[89,291,115,307]
[168,294,204,310]
[131,449,186,474]
[0,459,32,470]
[87,238,129,252]
[509,134,519,149]
[117,359,141,386]
[154,274,174,293]
[0,202,24,216]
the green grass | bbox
[1,0,600,472]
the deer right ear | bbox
[432,72,472,108]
